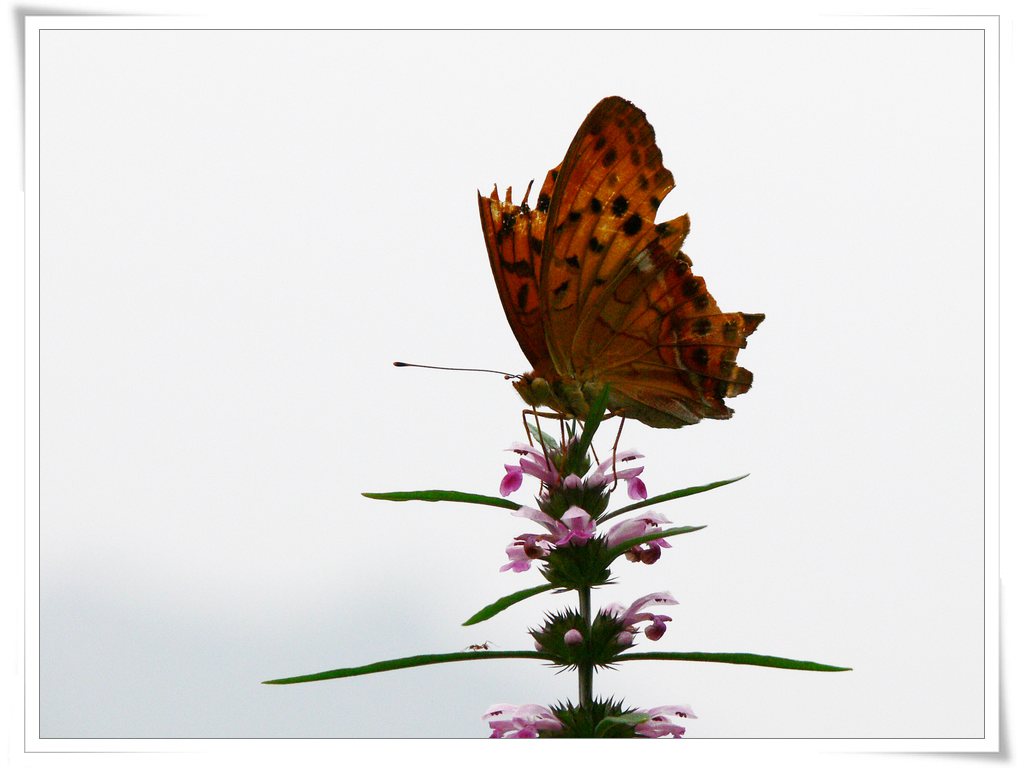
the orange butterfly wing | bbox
[481,96,763,428]
[478,168,560,376]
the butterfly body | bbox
[480,96,763,429]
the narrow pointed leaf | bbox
[262,650,552,685]
[605,525,706,561]
[569,384,610,467]
[362,490,519,510]
[463,583,557,626]
[615,651,851,672]
[600,475,749,523]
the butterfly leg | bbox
[521,407,563,489]
[520,407,578,464]
[607,415,627,493]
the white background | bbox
[30,23,990,743]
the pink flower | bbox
[483,704,564,738]
[499,533,552,573]
[500,506,596,572]
[508,443,560,486]
[600,592,678,642]
[626,475,647,500]
[554,506,596,546]
[587,450,647,499]
[605,512,671,548]
[500,464,524,496]
[512,505,566,537]
[635,705,697,738]
[606,512,673,564]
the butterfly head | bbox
[513,372,599,422]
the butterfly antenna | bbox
[393,361,521,380]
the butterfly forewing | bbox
[541,97,682,376]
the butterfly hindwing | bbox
[574,235,764,423]
[478,167,561,375]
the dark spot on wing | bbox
[516,284,530,311]
[622,213,643,236]
[504,259,533,277]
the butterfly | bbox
[478,96,764,429]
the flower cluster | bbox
[482,701,697,739]
[498,441,671,574]
[500,442,647,501]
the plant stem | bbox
[578,586,593,711]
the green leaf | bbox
[595,712,648,737]
[463,583,557,626]
[604,525,706,561]
[569,384,610,467]
[362,490,520,511]
[615,651,852,672]
[262,650,553,684]
[599,475,748,523]
[526,422,560,454]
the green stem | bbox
[578,586,593,713]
